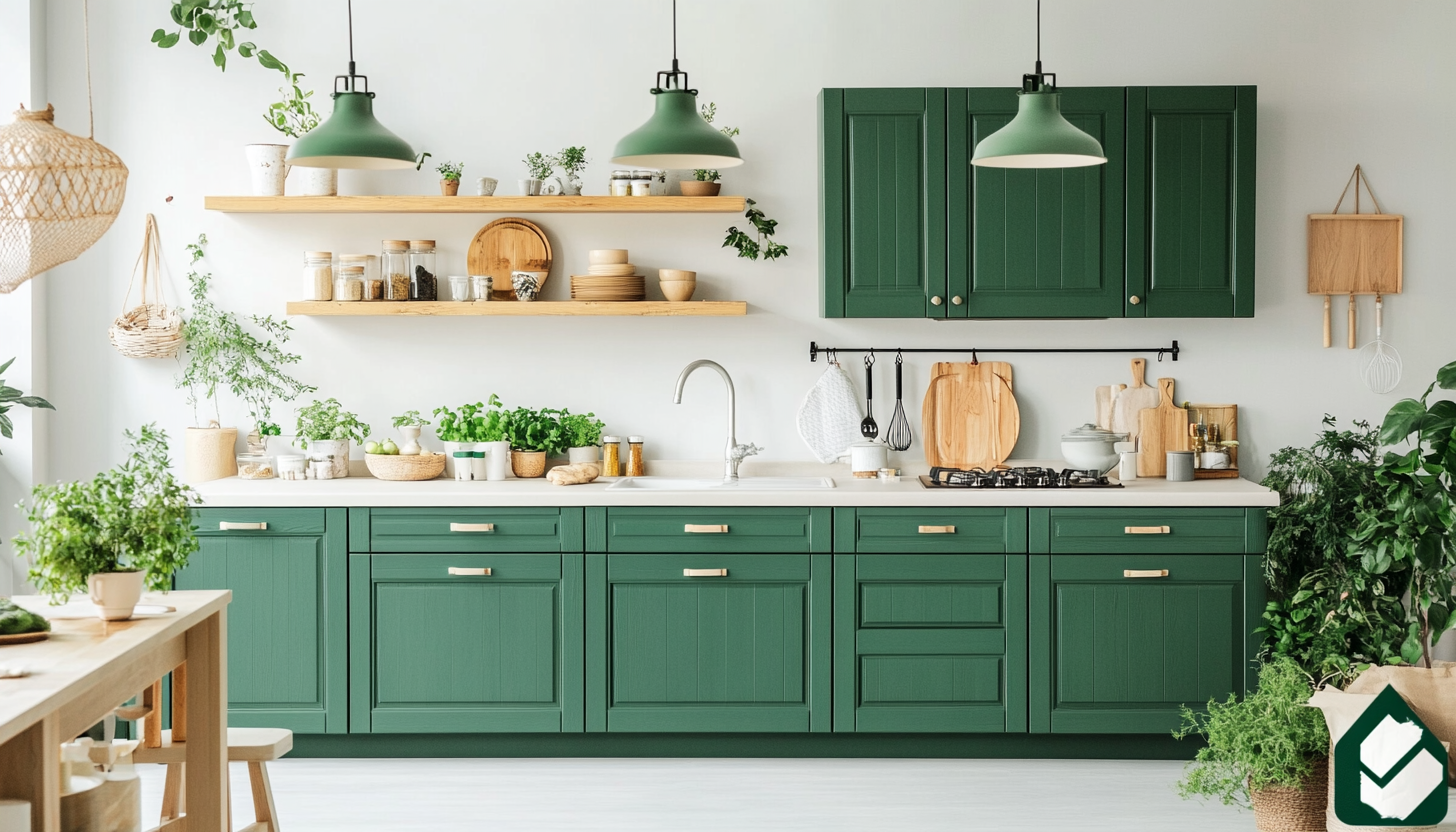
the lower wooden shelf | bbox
[285,301,747,317]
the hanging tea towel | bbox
[796,364,864,464]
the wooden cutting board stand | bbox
[1308,165,1403,348]
[1137,378,1190,478]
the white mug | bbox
[244,144,289,196]
[1118,451,1138,481]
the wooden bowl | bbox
[659,269,696,282]
[680,181,721,197]
[365,452,446,481]
[589,249,629,265]
[660,280,697,302]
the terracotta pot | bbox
[184,425,238,483]
[440,178,460,196]
[88,571,145,621]
[679,180,721,197]
[511,450,547,478]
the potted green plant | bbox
[14,424,200,621]
[391,410,429,455]
[176,236,315,482]
[522,152,552,195]
[0,356,54,455]
[1173,658,1330,832]
[295,398,370,479]
[506,406,567,478]
[560,410,605,465]
[553,146,589,196]
[434,396,510,480]
[684,103,738,196]
[436,161,464,196]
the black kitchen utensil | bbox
[861,352,878,439]
[886,351,912,451]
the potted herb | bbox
[176,236,315,482]
[0,356,54,455]
[437,161,464,196]
[683,103,739,196]
[560,410,605,465]
[1173,658,1330,831]
[14,424,200,621]
[391,410,429,455]
[433,396,510,480]
[295,398,370,479]
[522,152,552,196]
[553,146,589,196]
[506,406,566,478]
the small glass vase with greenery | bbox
[295,398,370,478]
[14,425,200,619]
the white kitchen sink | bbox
[606,476,836,491]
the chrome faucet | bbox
[673,359,761,482]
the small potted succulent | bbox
[295,398,370,479]
[437,161,464,196]
[390,410,429,455]
[560,410,605,465]
[554,146,588,195]
[683,103,739,197]
[14,425,200,621]
[521,152,552,196]
[506,406,567,478]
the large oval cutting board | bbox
[466,218,553,301]
[921,361,1021,470]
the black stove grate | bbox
[920,466,1123,489]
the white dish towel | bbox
[796,364,864,464]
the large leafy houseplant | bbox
[14,424,200,599]
[506,407,567,455]
[1350,360,1456,668]
[0,356,54,455]
[295,398,370,447]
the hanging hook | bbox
[864,350,875,369]
[895,349,904,367]
[970,348,979,366]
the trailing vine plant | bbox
[691,103,788,262]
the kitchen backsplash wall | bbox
[20,0,1456,490]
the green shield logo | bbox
[1334,685,1448,825]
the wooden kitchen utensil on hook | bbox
[1308,165,1403,348]
[1136,377,1191,478]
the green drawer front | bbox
[606,508,815,553]
[371,508,569,553]
[853,508,1012,553]
[193,508,326,535]
[857,554,1004,628]
[1049,508,1247,553]
[608,554,810,582]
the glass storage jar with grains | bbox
[383,240,410,300]
[601,436,621,477]
[630,171,653,197]
[334,266,364,301]
[610,170,631,197]
[302,251,333,301]
[341,253,382,301]
[408,240,438,301]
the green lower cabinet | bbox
[1030,554,1245,734]
[178,508,347,733]
[588,554,832,732]
[350,553,584,733]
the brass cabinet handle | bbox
[450,523,496,533]
[1124,526,1171,535]
[448,567,492,576]
[918,525,956,534]
[684,568,728,577]
[218,522,267,531]
[1124,569,1170,579]
[684,524,729,534]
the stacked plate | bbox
[587,263,637,276]
[572,275,645,301]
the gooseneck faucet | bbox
[673,359,761,482]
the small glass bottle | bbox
[630,171,653,197]
[448,275,470,302]
[334,266,364,301]
[408,240,438,301]
[302,251,333,301]
[627,435,645,477]
[342,253,382,301]
[382,240,410,300]
[601,436,622,477]
[610,170,632,197]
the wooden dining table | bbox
[0,589,231,832]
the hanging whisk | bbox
[886,351,913,452]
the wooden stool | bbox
[132,727,293,832]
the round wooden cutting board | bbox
[0,631,48,645]
[921,361,1021,470]
[466,218,553,301]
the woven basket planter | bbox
[365,452,445,482]
[1251,757,1328,832]
[510,450,547,478]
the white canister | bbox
[1118,451,1138,481]
[471,449,490,481]
[1200,451,1231,470]
[452,451,473,481]
[483,441,512,481]
[244,143,288,196]
[846,440,889,479]
[442,441,470,478]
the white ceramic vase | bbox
[398,425,423,456]
[88,571,145,621]
[518,178,541,196]
[289,165,337,196]
[568,446,599,465]
[307,439,351,478]
[563,177,583,196]
[244,144,289,196]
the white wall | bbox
[31,0,1456,485]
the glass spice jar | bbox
[341,253,382,301]
[334,265,364,301]
[627,435,645,476]
[630,171,653,197]
[609,170,632,197]
[601,436,622,477]
[408,240,438,301]
[302,251,333,301]
[448,275,470,302]
[382,240,410,300]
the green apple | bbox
[381,440,399,455]
[364,441,382,455]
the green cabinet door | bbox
[821,88,947,318]
[1030,554,1245,733]
[948,87,1127,318]
[588,554,831,732]
[351,553,584,733]
[1126,86,1257,317]
[178,508,347,733]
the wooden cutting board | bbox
[1137,377,1191,477]
[466,218,553,301]
[922,361,1020,470]
[1094,383,1125,430]
[1110,358,1161,446]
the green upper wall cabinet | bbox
[821,86,1255,319]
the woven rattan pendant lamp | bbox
[0,0,128,293]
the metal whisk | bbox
[886,351,913,452]
[1359,293,1402,394]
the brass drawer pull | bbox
[1123,569,1170,579]
[918,525,956,534]
[1124,525,1171,535]
[684,568,728,577]
[448,567,492,576]
[684,524,729,534]
[218,521,267,531]
[450,523,496,533]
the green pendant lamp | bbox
[971,0,1106,169]
[288,0,416,170]
[611,0,742,170]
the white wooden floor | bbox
[134,758,1456,831]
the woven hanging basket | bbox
[0,104,128,293]
[1250,757,1329,832]
[109,213,182,359]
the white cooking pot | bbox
[1061,424,1128,475]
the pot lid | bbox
[1062,423,1128,442]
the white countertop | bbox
[192,460,1278,508]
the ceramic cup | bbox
[244,143,289,196]
[518,178,541,196]
[88,571,145,621]
[475,177,498,196]
[1166,451,1195,482]
[511,272,540,301]
[471,275,493,301]
[1118,451,1138,481]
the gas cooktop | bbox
[920,466,1123,489]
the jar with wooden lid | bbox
[341,253,382,301]
[302,251,333,301]
[334,266,364,301]
[609,170,631,197]
[382,240,410,300]
[630,171,653,197]
[408,240,437,301]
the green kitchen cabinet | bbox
[820,87,948,318]
[178,508,347,733]
[350,553,584,733]
[946,87,1127,318]
[1126,86,1257,317]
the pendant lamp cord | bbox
[83,0,94,138]
[346,0,356,84]
[671,0,679,83]
[1035,0,1042,77]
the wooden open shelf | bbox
[285,301,748,317]
[206,195,747,214]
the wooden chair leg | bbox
[246,761,278,832]
[160,762,185,821]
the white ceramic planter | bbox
[88,571,145,621]
[568,446,599,465]
[518,178,542,196]
[244,144,289,196]
[306,439,351,478]
[483,441,511,481]
[183,426,238,483]
[471,445,491,481]
[288,165,337,196]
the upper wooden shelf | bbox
[286,301,747,317]
[205,195,747,214]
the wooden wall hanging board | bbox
[466,217,553,301]
[1307,214,1403,296]
[1136,378,1191,478]
[921,361,1020,470]
[1187,403,1239,480]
